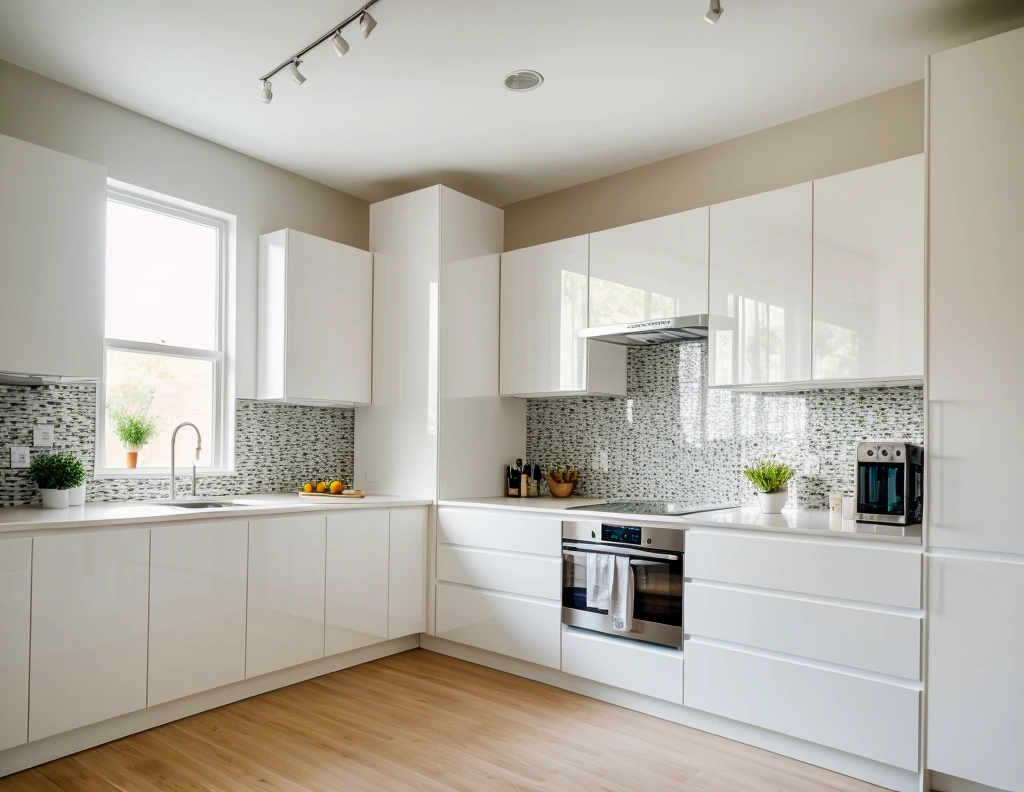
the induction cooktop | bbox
[565,500,733,516]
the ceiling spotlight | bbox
[260,80,273,103]
[504,70,544,92]
[359,11,377,39]
[705,0,723,24]
[289,60,306,85]
[332,31,350,57]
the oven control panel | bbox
[562,520,686,553]
[601,524,641,545]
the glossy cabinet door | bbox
[387,507,427,639]
[708,183,812,387]
[246,514,326,678]
[30,530,150,741]
[148,520,248,706]
[588,207,709,327]
[500,236,591,396]
[0,539,31,751]
[325,509,390,655]
[0,133,106,379]
[813,155,924,381]
[928,555,1024,792]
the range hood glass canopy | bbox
[579,315,709,346]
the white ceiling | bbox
[1,0,1023,206]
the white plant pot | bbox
[40,489,69,509]
[757,488,789,515]
[67,484,86,506]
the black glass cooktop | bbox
[565,500,732,516]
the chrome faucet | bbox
[169,422,202,501]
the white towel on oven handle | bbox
[585,553,612,610]
[611,554,634,632]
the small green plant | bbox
[109,390,159,451]
[743,457,796,493]
[28,453,86,491]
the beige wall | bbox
[0,59,368,399]
[503,81,924,251]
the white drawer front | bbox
[686,530,922,608]
[437,545,561,600]
[684,641,920,771]
[562,627,682,704]
[438,507,561,556]
[435,583,561,669]
[685,582,921,680]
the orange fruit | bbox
[330,480,343,495]
[316,481,327,493]
[302,482,313,493]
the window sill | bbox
[93,469,238,479]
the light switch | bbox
[33,423,55,447]
[10,447,30,469]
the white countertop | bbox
[0,493,432,537]
[439,497,923,545]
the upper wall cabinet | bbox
[500,236,625,398]
[588,207,709,327]
[813,155,924,382]
[708,183,813,387]
[257,229,372,406]
[0,134,106,380]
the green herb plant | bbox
[28,453,86,491]
[108,388,159,451]
[743,457,796,494]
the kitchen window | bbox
[97,187,232,474]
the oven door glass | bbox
[562,546,682,628]
[858,462,905,516]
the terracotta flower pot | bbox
[125,451,139,469]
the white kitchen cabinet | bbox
[588,208,709,327]
[928,555,1024,792]
[388,507,427,639]
[148,520,248,706]
[435,582,561,668]
[0,539,31,751]
[437,507,562,557]
[246,514,326,678]
[436,545,561,601]
[325,509,390,655]
[500,236,625,397]
[258,228,372,405]
[708,183,812,387]
[813,155,924,382]
[30,529,150,741]
[562,627,683,704]
[0,133,106,380]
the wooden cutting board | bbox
[298,491,366,499]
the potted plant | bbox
[743,457,796,514]
[28,452,87,509]
[109,393,159,469]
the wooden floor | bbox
[0,649,887,792]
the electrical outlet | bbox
[10,447,30,469]
[366,471,378,484]
[33,423,54,447]
[803,454,821,475]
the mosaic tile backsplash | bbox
[527,343,924,509]
[0,383,354,506]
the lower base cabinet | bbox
[435,583,561,668]
[561,627,683,704]
[0,539,31,751]
[30,530,150,741]
[684,640,920,771]
[325,510,390,655]
[388,508,428,639]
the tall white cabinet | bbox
[708,183,812,387]
[257,228,372,405]
[926,26,1024,792]
[813,155,924,381]
[0,539,30,751]
[0,133,106,380]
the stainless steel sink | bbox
[147,499,255,510]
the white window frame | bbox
[96,187,233,477]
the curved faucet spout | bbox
[170,422,203,501]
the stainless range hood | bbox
[579,315,709,346]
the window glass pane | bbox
[105,201,218,349]
[104,349,214,469]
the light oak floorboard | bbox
[0,649,887,792]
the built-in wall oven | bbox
[561,520,684,649]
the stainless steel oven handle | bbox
[562,542,679,561]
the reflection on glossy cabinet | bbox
[325,510,390,655]
[928,555,1024,792]
[500,237,625,397]
[588,208,709,327]
[709,183,812,387]
[148,520,248,706]
[30,530,150,741]
[388,507,428,639]
[813,155,924,381]
[246,514,326,678]
[0,539,30,751]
